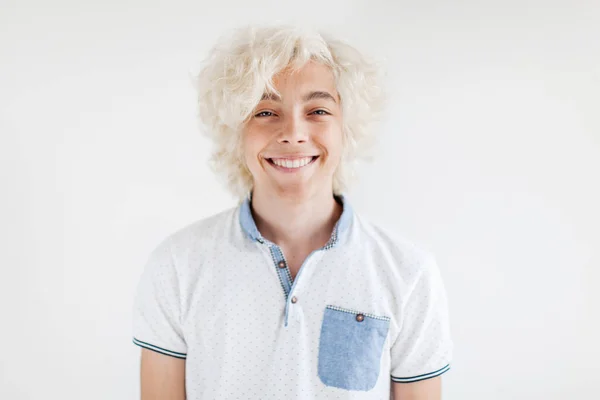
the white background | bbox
[1,0,598,399]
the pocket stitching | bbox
[325,304,391,322]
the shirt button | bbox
[278,261,286,268]
[291,296,297,304]
[356,313,364,322]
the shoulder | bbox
[171,205,237,242]
[149,205,238,261]
[351,211,438,281]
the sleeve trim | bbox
[391,363,450,383]
[132,337,187,359]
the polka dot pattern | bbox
[132,197,453,398]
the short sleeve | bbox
[390,253,453,383]
[131,237,187,359]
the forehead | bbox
[268,61,338,99]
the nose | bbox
[277,116,308,144]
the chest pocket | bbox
[317,305,390,391]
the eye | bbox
[255,111,275,118]
[311,109,330,116]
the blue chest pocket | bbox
[317,305,391,391]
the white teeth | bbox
[271,156,313,169]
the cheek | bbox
[243,144,261,171]
[321,126,344,160]
[242,130,270,176]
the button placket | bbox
[266,244,292,296]
[265,242,321,327]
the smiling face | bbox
[242,61,343,199]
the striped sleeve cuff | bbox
[391,363,450,383]
[132,337,187,359]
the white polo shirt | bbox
[132,195,453,399]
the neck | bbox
[249,187,343,250]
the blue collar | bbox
[239,194,353,248]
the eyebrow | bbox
[260,90,338,103]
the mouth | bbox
[265,155,319,171]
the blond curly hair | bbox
[194,24,386,200]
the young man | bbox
[132,24,453,399]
